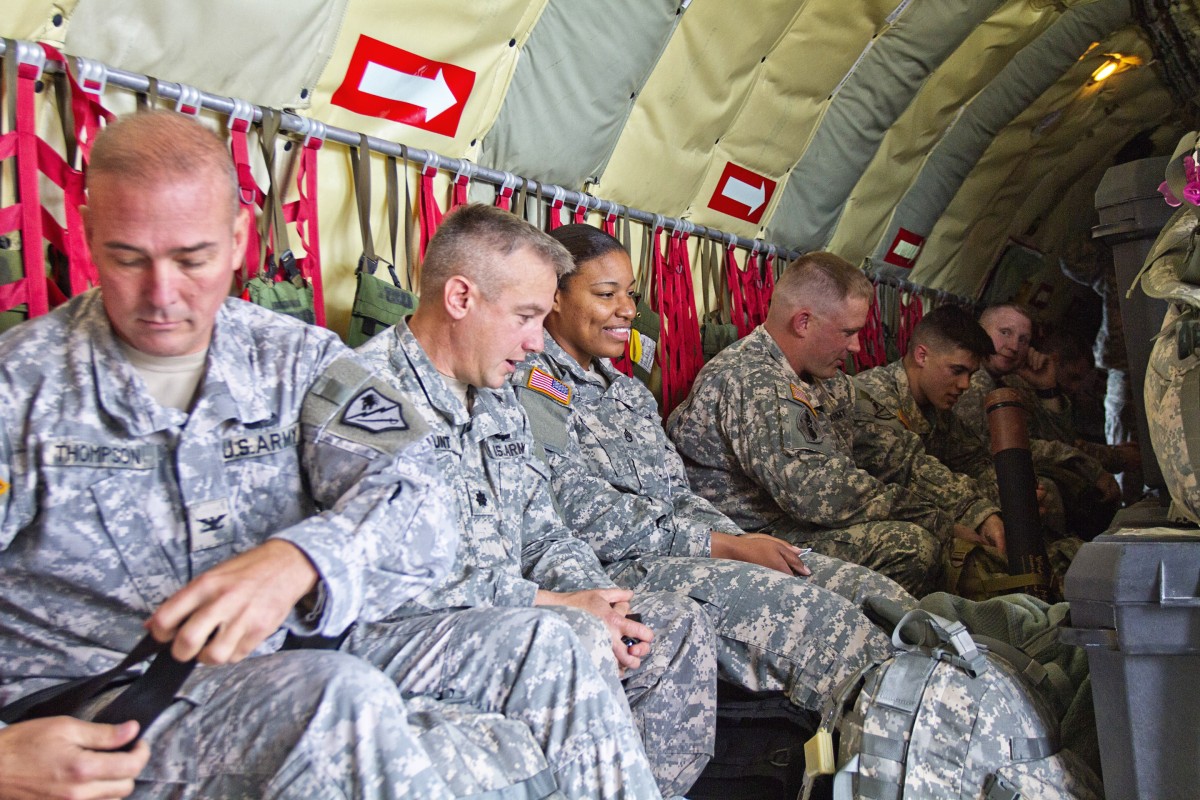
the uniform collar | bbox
[88,294,271,436]
[387,317,473,428]
[885,360,931,434]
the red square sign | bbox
[332,35,475,137]
[708,163,777,224]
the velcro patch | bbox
[222,425,300,461]
[526,367,571,406]
[343,388,409,432]
[789,383,817,415]
[44,441,158,470]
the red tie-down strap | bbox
[38,46,115,295]
[546,186,565,231]
[572,198,589,225]
[655,225,704,417]
[451,164,470,210]
[227,100,265,287]
[724,244,750,338]
[494,173,517,211]
[0,42,63,318]
[280,120,326,326]
[602,210,617,237]
[418,156,444,260]
[853,286,886,371]
[896,290,923,357]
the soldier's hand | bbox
[1113,442,1142,471]
[1095,473,1121,505]
[1018,347,1058,391]
[976,514,1007,555]
[0,717,149,800]
[147,539,319,664]
[710,531,810,576]
[950,523,988,547]
[534,588,653,674]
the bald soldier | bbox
[666,252,1003,597]
[954,304,1120,538]
[356,204,717,797]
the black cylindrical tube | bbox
[985,388,1050,597]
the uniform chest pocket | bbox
[90,471,184,614]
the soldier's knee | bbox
[286,651,406,720]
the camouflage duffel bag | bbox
[1141,136,1200,523]
[800,609,1102,800]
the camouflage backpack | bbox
[1141,131,1200,524]
[800,609,1103,800]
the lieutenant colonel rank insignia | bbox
[342,388,409,432]
[526,367,571,406]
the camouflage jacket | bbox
[0,293,455,705]
[856,360,1001,489]
[954,369,1106,483]
[515,335,741,568]
[664,326,984,539]
[356,319,615,615]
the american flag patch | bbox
[527,367,571,406]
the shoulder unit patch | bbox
[342,387,409,432]
[526,367,572,406]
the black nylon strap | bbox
[0,634,195,752]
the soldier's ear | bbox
[791,310,812,338]
[444,275,473,320]
[912,344,929,366]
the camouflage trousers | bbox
[347,605,667,799]
[607,554,907,711]
[90,650,457,799]
[769,520,945,598]
[545,592,718,798]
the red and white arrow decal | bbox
[332,35,475,137]
[708,162,777,224]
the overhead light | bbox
[1091,57,1120,83]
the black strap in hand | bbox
[0,634,195,750]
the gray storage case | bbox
[1062,527,1200,800]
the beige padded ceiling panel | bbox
[916,27,1173,296]
[826,0,1057,266]
[600,0,900,238]
[64,0,348,108]
[310,0,548,159]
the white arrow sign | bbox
[359,62,458,121]
[721,175,767,214]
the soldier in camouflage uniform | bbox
[856,306,1087,595]
[956,304,1121,537]
[0,111,469,799]
[510,224,910,714]
[666,252,1006,598]
[0,113,660,800]
[357,205,716,798]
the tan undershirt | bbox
[439,372,473,413]
[117,340,208,411]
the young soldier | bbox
[356,204,717,798]
[666,252,1003,597]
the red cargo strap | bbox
[286,122,325,326]
[227,102,265,286]
[655,226,703,417]
[854,287,885,370]
[494,174,516,211]
[418,158,443,260]
[546,187,565,230]
[896,290,923,357]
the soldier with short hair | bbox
[357,204,717,798]
[666,252,1003,597]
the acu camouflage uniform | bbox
[857,360,1085,597]
[0,293,472,798]
[513,336,911,713]
[665,326,997,598]
[357,318,717,798]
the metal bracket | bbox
[174,84,202,116]
[74,57,108,96]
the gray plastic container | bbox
[1061,528,1200,800]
